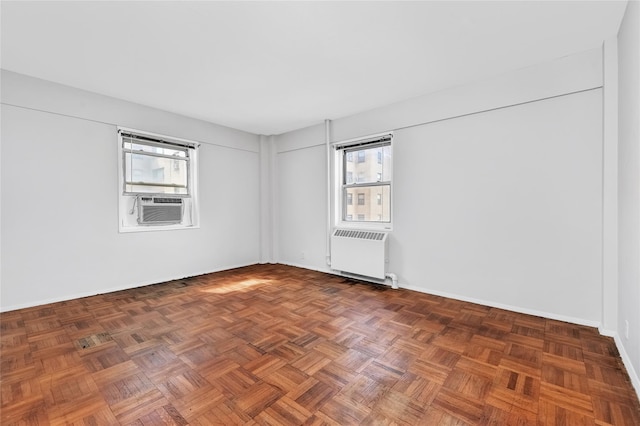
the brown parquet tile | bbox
[1,264,639,425]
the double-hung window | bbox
[336,133,392,228]
[117,127,199,232]
[122,134,191,195]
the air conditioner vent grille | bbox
[153,197,183,204]
[137,196,184,225]
[141,205,182,223]
[333,229,385,241]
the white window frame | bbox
[117,127,200,233]
[334,132,393,231]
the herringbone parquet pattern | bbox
[1,264,639,425]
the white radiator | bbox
[330,229,388,279]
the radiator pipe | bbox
[386,272,399,289]
[325,119,332,267]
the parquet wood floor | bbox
[1,264,639,425]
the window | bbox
[152,167,165,183]
[122,133,191,195]
[118,128,199,232]
[336,133,392,228]
[346,171,353,184]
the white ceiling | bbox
[1,1,628,135]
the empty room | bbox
[1,1,639,424]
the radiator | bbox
[330,229,388,279]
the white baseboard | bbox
[279,263,598,328]
[278,262,399,288]
[613,333,640,401]
[0,262,256,313]
[400,283,601,329]
[278,261,332,275]
[598,327,617,337]
[1,283,144,313]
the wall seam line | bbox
[0,101,260,153]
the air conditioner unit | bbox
[137,196,184,225]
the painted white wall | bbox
[1,71,258,153]
[276,138,328,270]
[602,38,619,336]
[275,48,605,326]
[1,71,260,311]
[259,135,277,264]
[617,0,640,394]
[331,47,602,143]
[391,89,602,324]
[275,124,328,269]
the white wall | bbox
[276,124,327,269]
[391,90,602,323]
[259,135,277,264]
[1,71,261,311]
[602,37,619,336]
[331,48,602,143]
[617,0,640,394]
[275,47,606,326]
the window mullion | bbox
[343,181,391,189]
[124,150,188,161]
[124,181,187,189]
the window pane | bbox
[124,141,187,158]
[344,145,390,184]
[346,171,354,184]
[343,185,390,222]
[125,152,188,194]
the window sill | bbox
[119,224,200,233]
[336,221,393,232]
